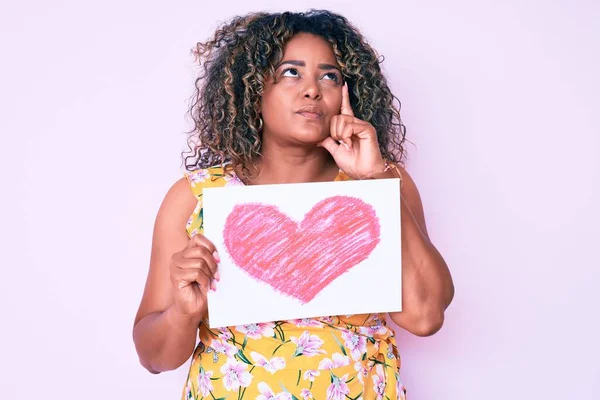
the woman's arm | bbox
[377,164,454,336]
[132,178,203,373]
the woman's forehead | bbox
[281,33,338,63]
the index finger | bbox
[340,82,354,117]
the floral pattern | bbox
[182,166,407,399]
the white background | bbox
[3,0,599,398]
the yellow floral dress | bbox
[182,166,407,400]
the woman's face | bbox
[260,33,344,147]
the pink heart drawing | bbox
[223,195,380,304]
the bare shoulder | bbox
[393,164,417,192]
[394,163,429,237]
[151,176,200,244]
[158,176,198,221]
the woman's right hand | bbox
[169,234,220,318]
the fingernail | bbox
[214,270,221,282]
[213,250,220,263]
[211,281,217,291]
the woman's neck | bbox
[240,141,340,185]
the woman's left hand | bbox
[318,83,386,179]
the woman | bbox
[133,10,454,399]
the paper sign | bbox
[203,178,402,328]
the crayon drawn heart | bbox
[223,196,380,304]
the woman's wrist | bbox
[361,161,402,181]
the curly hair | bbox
[183,9,407,176]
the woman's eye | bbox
[282,68,299,77]
[323,72,340,82]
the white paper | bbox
[203,178,402,328]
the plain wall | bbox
[3,0,599,398]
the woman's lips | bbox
[295,105,324,120]
[297,111,323,119]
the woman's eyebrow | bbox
[276,60,340,71]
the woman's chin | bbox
[264,125,330,146]
[292,129,330,145]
